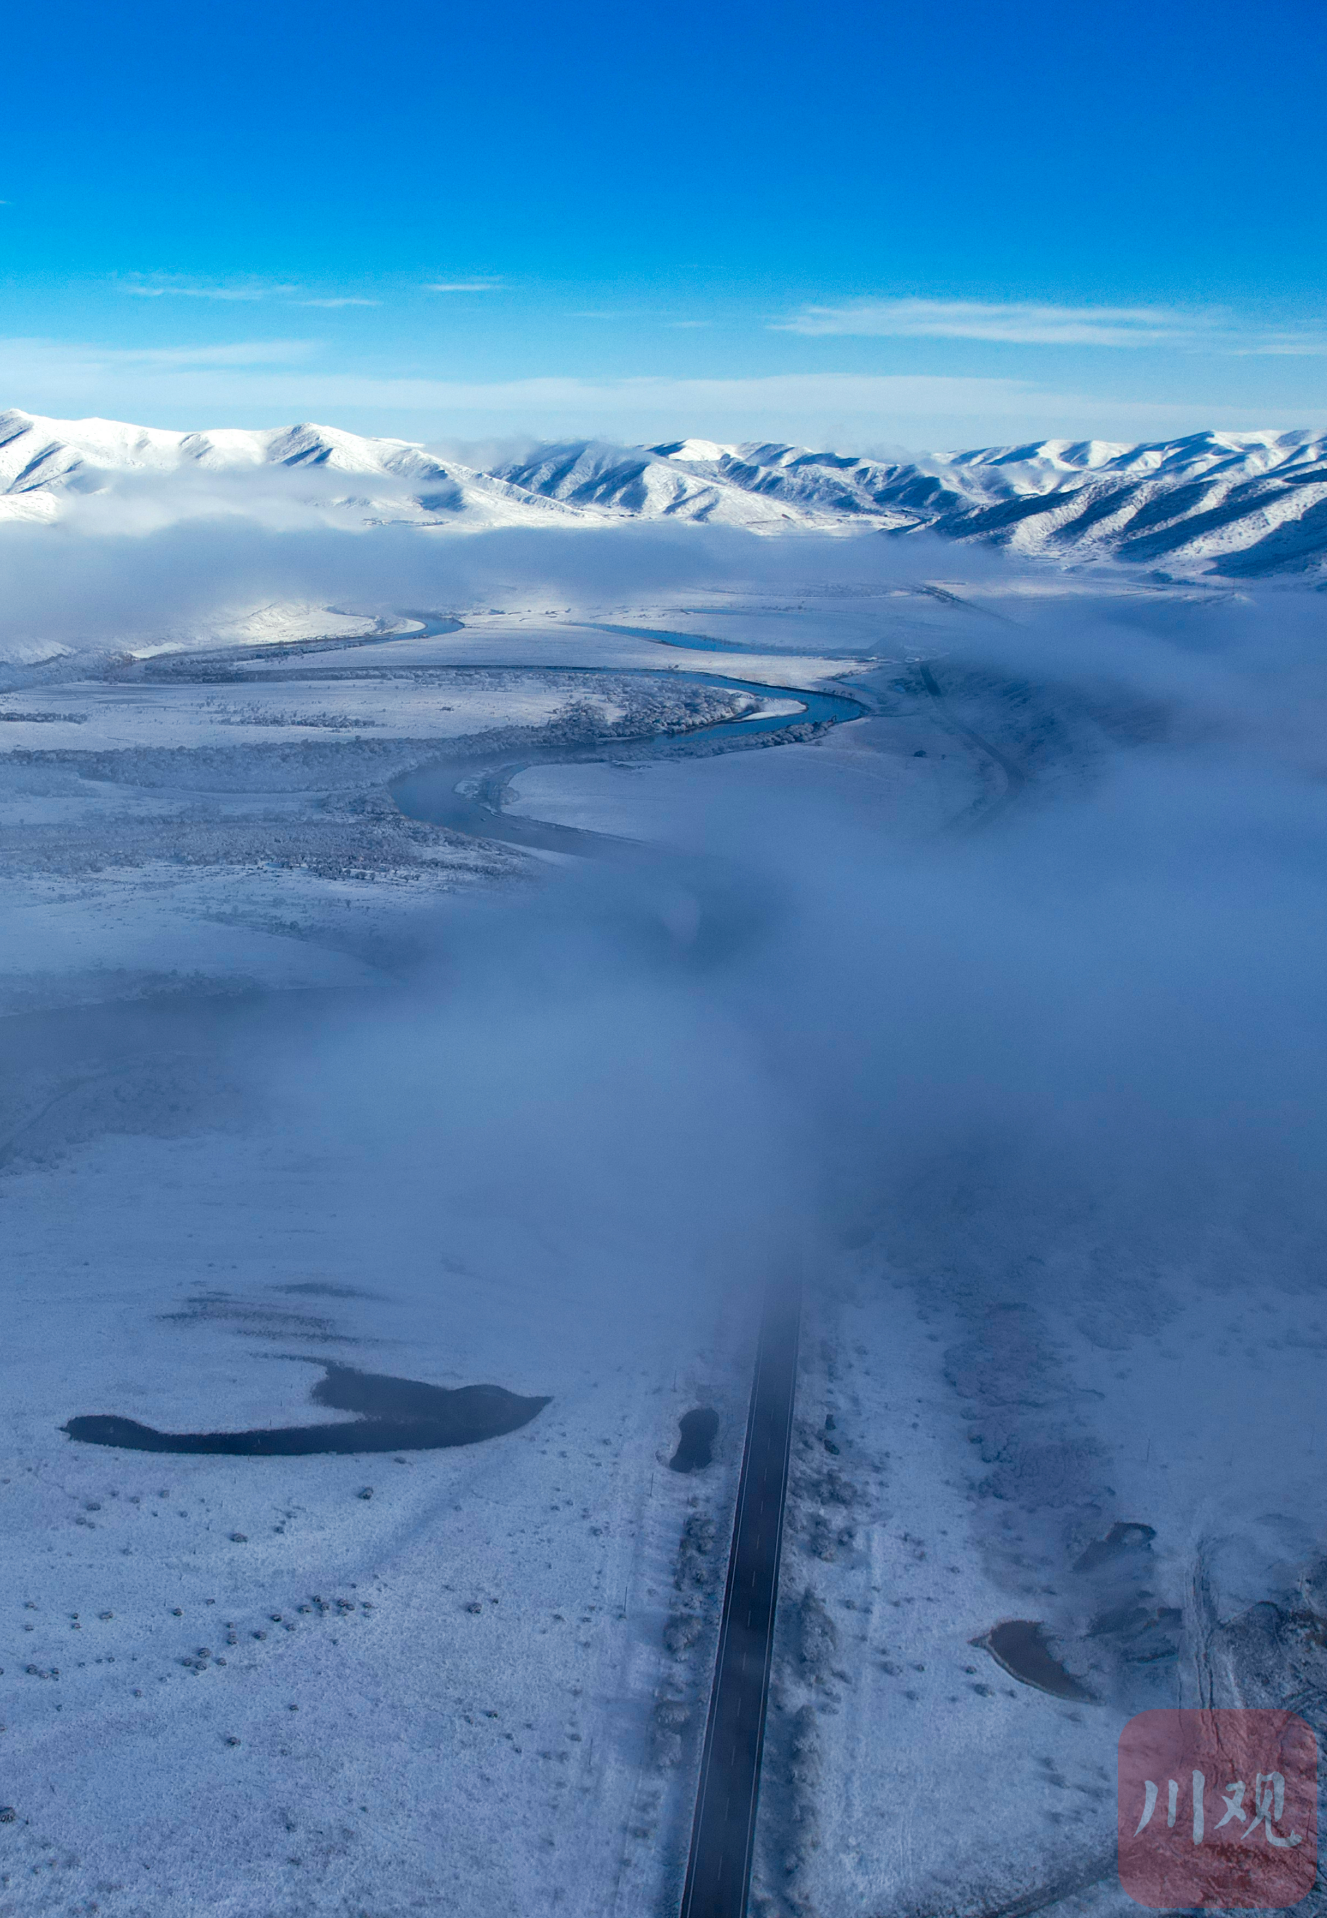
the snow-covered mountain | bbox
[5,409,1327,575]
[736,432,1327,575]
[0,411,592,531]
[497,431,1327,575]
[486,440,825,531]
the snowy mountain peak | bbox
[4,408,1327,574]
[648,438,740,465]
[0,409,591,530]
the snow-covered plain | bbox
[2,524,1326,1918]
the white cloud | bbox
[1231,337,1327,359]
[119,279,384,309]
[776,298,1203,346]
[4,340,1327,450]
[119,277,301,303]
[424,280,503,293]
[775,297,1327,356]
[1,337,318,376]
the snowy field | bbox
[2,551,1326,1918]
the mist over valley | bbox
[1,439,1325,1914]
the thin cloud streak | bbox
[2,337,319,372]
[120,279,301,303]
[424,280,504,293]
[777,299,1193,346]
[776,297,1327,355]
[120,280,378,309]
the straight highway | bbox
[679,1278,801,1918]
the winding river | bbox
[390,623,870,856]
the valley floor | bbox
[2,579,1324,1918]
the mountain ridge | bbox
[0,410,595,531]
[4,408,1327,575]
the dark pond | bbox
[669,1407,719,1472]
[972,1619,1095,1703]
[63,1362,549,1455]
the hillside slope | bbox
[5,409,1327,573]
[0,411,594,530]
[638,431,1327,575]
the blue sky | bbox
[3,0,1325,448]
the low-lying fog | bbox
[2,503,1325,1914]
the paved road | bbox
[679,1279,801,1918]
